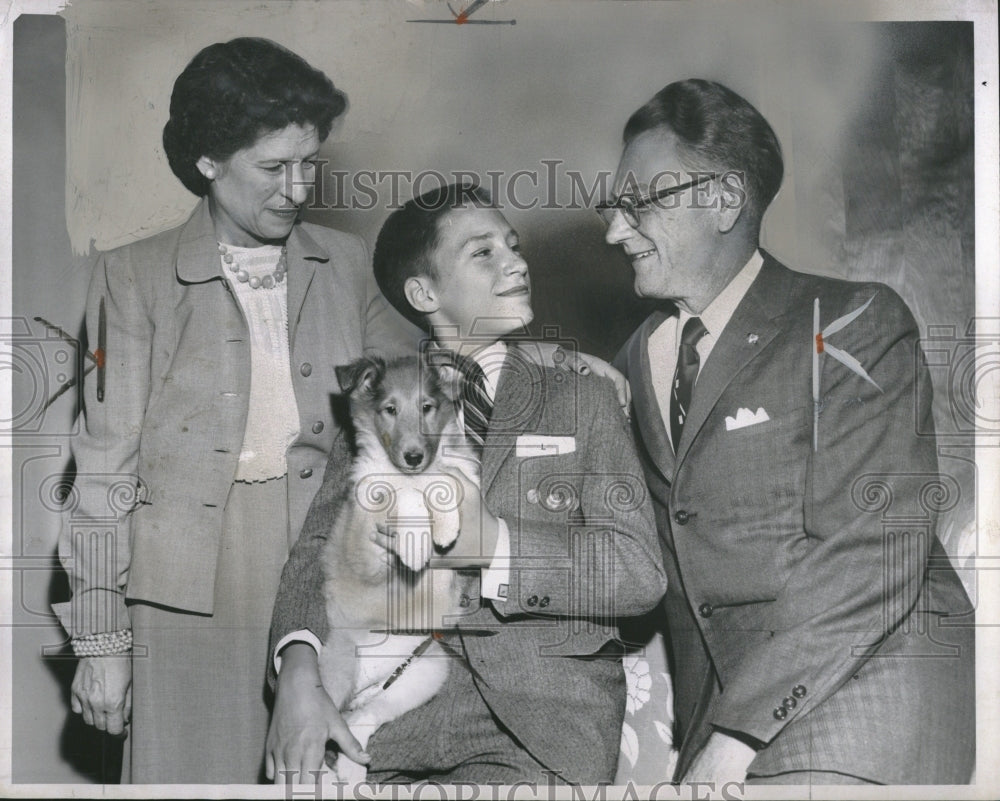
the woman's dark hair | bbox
[162,37,347,196]
[373,183,494,332]
[623,79,783,222]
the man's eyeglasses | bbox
[596,173,717,229]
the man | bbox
[265,184,666,784]
[605,79,975,785]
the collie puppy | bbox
[318,354,479,782]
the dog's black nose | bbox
[403,450,424,468]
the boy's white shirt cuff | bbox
[481,517,511,600]
[275,520,510,668]
[273,629,322,674]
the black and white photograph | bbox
[1,1,997,798]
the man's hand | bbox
[554,346,631,414]
[265,643,370,784]
[682,731,757,785]
[527,341,631,413]
[70,655,132,735]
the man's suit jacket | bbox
[54,199,419,636]
[270,344,667,784]
[614,253,975,784]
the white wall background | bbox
[63,0,880,260]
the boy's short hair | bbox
[373,183,494,331]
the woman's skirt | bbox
[126,477,289,783]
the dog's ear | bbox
[424,350,464,402]
[336,357,385,396]
[432,363,464,402]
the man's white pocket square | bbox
[725,407,771,431]
[515,435,576,456]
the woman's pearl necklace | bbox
[218,243,287,290]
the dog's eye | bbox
[382,404,397,416]
[422,402,436,414]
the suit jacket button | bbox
[773,706,788,721]
[792,684,807,698]
[698,602,713,618]
[526,595,538,607]
[300,362,313,377]
[299,468,313,479]
[459,594,471,608]
[312,421,324,434]
[782,696,797,710]
[674,510,690,525]
[539,596,550,608]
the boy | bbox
[267,184,666,785]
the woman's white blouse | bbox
[221,244,300,481]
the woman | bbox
[53,37,417,783]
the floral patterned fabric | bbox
[615,628,678,785]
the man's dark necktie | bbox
[670,316,708,450]
[459,357,493,452]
